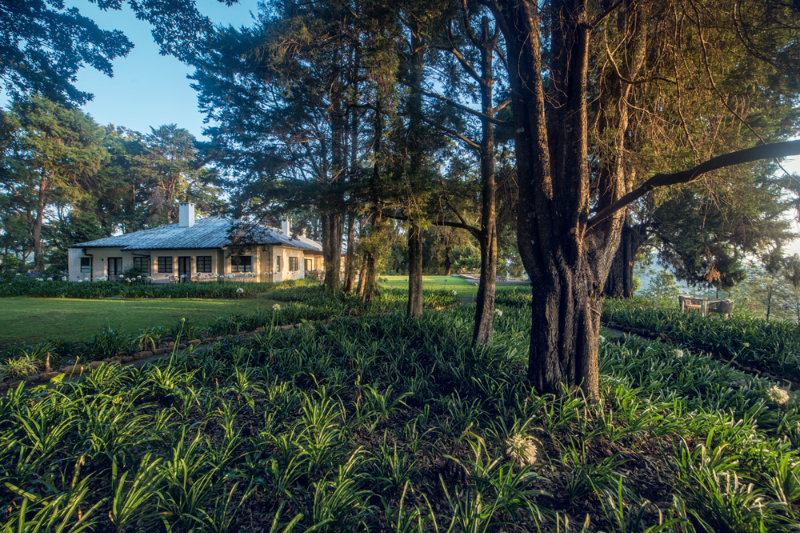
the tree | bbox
[0,0,245,105]
[415,0,512,342]
[0,95,107,271]
[193,0,384,292]
[486,0,800,397]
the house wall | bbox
[69,247,138,281]
[261,245,306,282]
[69,245,326,283]
[69,248,228,283]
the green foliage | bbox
[641,269,681,307]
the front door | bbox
[178,257,192,282]
[108,257,122,279]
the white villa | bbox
[68,203,326,283]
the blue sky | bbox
[65,0,260,140]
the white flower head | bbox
[61,276,67,281]
[272,303,281,311]
[495,308,503,317]
[126,278,131,283]
[673,349,685,358]
[506,434,540,467]
[236,287,244,294]
[767,386,791,405]
[452,290,458,296]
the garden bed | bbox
[1,304,798,532]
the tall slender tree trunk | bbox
[33,173,47,271]
[604,221,643,298]
[443,244,452,276]
[406,31,426,318]
[343,214,357,292]
[407,223,424,316]
[356,254,368,296]
[362,250,376,304]
[321,212,344,292]
[473,17,499,345]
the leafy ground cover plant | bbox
[1,302,798,531]
[602,298,800,381]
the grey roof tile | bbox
[71,217,323,252]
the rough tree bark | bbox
[356,255,368,296]
[604,219,644,298]
[407,223,424,316]
[343,213,357,293]
[33,172,46,271]
[493,0,625,398]
[443,243,452,276]
[472,16,499,345]
[406,30,426,318]
[321,212,344,292]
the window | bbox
[196,256,212,273]
[289,257,299,272]
[232,256,252,272]
[276,255,282,272]
[80,258,91,273]
[158,257,173,273]
[133,257,150,274]
[108,258,123,276]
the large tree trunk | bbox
[321,211,344,292]
[490,0,645,397]
[33,173,46,272]
[343,214,357,293]
[494,0,625,398]
[407,223,424,317]
[443,245,452,276]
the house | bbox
[68,203,326,283]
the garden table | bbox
[678,296,725,317]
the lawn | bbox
[378,274,529,296]
[0,294,281,347]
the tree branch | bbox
[587,140,800,231]
[416,87,508,125]
[420,116,480,151]
[383,211,480,238]
[591,0,627,29]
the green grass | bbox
[378,275,529,296]
[0,294,281,347]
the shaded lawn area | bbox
[378,275,529,296]
[0,294,281,347]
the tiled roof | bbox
[71,217,323,252]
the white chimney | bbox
[179,203,195,227]
[281,218,291,236]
